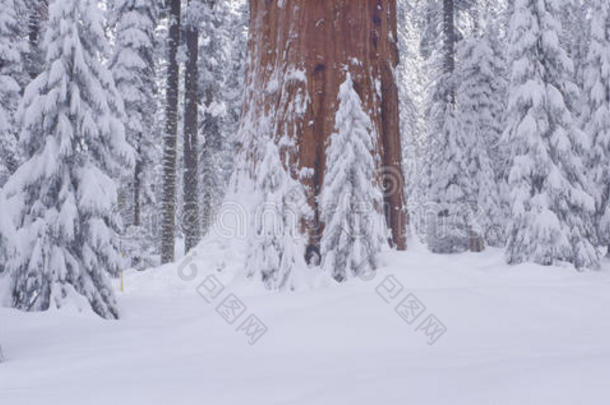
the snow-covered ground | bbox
[1,240,610,404]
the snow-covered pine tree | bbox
[396,0,428,241]
[1,0,133,318]
[0,0,27,186]
[109,0,159,268]
[425,99,474,253]
[320,73,388,281]
[198,0,228,235]
[245,138,311,291]
[425,0,477,254]
[583,0,610,256]
[455,24,507,247]
[560,0,589,93]
[504,0,598,269]
[223,0,248,137]
[198,0,247,236]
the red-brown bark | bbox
[243,0,407,251]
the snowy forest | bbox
[1,0,610,404]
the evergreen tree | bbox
[245,139,311,290]
[425,100,473,253]
[223,0,248,137]
[396,0,428,238]
[0,0,27,186]
[583,0,610,256]
[425,0,475,253]
[455,27,507,247]
[198,0,227,235]
[320,73,388,281]
[1,0,133,318]
[504,0,598,269]
[560,0,589,91]
[198,0,247,235]
[109,0,158,268]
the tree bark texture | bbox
[134,134,142,227]
[161,0,181,263]
[243,0,407,251]
[183,2,201,254]
[442,0,455,103]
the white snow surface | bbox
[1,238,610,404]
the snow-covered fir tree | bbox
[396,0,428,240]
[320,73,388,281]
[504,0,598,269]
[245,138,311,291]
[223,0,248,136]
[0,0,27,186]
[560,0,589,92]
[198,0,247,235]
[583,0,610,256]
[109,0,159,268]
[424,0,477,254]
[198,0,229,234]
[1,0,133,318]
[425,98,474,253]
[455,26,507,247]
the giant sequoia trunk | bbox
[242,0,407,251]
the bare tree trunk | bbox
[443,0,455,103]
[200,0,218,237]
[243,0,407,253]
[183,1,201,254]
[161,0,181,264]
[133,134,142,227]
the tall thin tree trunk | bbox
[133,135,142,227]
[161,0,181,264]
[443,0,455,103]
[183,1,201,254]
[200,103,214,234]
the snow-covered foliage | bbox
[583,0,610,255]
[245,138,311,290]
[109,0,159,269]
[425,98,473,254]
[320,73,388,281]
[0,0,133,318]
[559,0,589,93]
[197,0,247,235]
[423,0,482,254]
[23,0,46,79]
[0,0,27,186]
[504,0,598,269]
[455,29,507,247]
[396,0,428,240]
